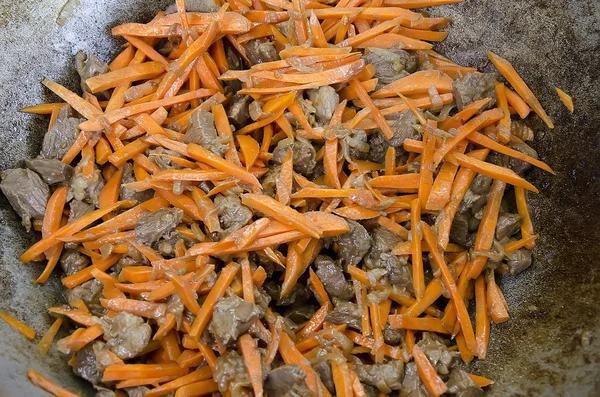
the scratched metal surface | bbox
[0,0,598,396]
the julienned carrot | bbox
[413,345,449,397]
[239,334,264,397]
[372,70,453,98]
[297,302,331,341]
[469,373,495,388]
[515,187,536,249]
[369,173,420,190]
[410,199,425,299]
[278,331,320,395]
[37,318,63,356]
[42,79,103,119]
[357,32,433,50]
[487,51,554,128]
[27,369,80,397]
[86,61,165,93]
[101,297,166,319]
[486,270,510,324]
[349,79,394,140]
[240,257,255,303]
[426,141,467,211]
[419,127,435,206]
[385,0,463,8]
[378,216,409,240]
[308,268,332,307]
[57,324,104,354]
[0,311,36,340]
[388,315,450,334]
[421,223,477,353]
[331,361,353,397]
[438,98,491,130]
[168,272,201,315]
[475,276,490,359]
[281,239,323,297]
[505,88,531,119]
[103,363,188,382]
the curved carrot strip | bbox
[413,345,449,397]
[27,369,80,397]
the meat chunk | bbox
[40,105,82,160]
[209,295,261,345]
[506,141,538,175]
[184,109,228,156]
[314,255,354,300]
[124,387,150,397]
[223,44,244,94]
[452,72,496,111]
[308,86,339,125]
[148,147,184,171]
[135,208,183,245]
[71,342,104,386]
[313,361,335,394]
[26,158,73,185]
[245,39,279,64]
[120,163,153,203]
[365,227,411,288]
[271,138,317,177]
[75,51,110,95]
[60,249,90,276]
[334,126,370,161]
[65,279,104,316]
[383,324,404,345]
[214,350,252,395]
[450,213,472,247]
[68,167,104,207]
[367,131,392,164]
[68,199,95,223]
[265,365,312,397]
[495,213,521,240]
[283,305,317,325]
[387,110,420,148]
[100,312,152,359]
[95,390,117,397]
[335,220,372,267]
[355,360,405,394]
[0,168,49,231]
[417,332,459,375]
[446,368,484,397]
[364,48,417,88]
[401,362,429,397]
[325,300,362,331]
[165,0,218,13]
[260,165,280,198]
[227,94,252,130]
[215,194,253,236]
[506,248,533,275]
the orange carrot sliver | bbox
[27,369,80,397]
[0,311,36,340]
[413,345,448,397]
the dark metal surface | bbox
[0,0,598,396]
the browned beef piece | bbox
[228,94,253,130]
[68,167,104,207]
[119,163,153,203]
[209,295,262,345]
[75,51,110,95]
[65,279,105,316]
[215,194,253,236]
[26,158,73,185]
[135,208,183,245]
[383,324,404,346]
[364,48,417,88]
[365,226,412,288]
[40,105,82,160]
[387,110,420,148]
[70,342,105,387]
[165,0,218,13]
[506,141,538,175]
[314,255,354,300]
[260,165,280,198]
[271,138,317,177]
[507,248,533,275]
[100,312,152,359]
[283,305,317,325]
[496,213,522,240]
[95,390,117,397]
[417,332,459,375]
[0,168,49,231]
[214,350,252,395]
[265,365,312,397]
[124,387,150,397]
[367,131,392,164]
[68,199,95,223]
[184,109,228,156]
[313,361,334,394]
[224,43,244,94]
[60,249,90,276]
[245,39,279,64]
[335,220,372,267]
[308,86,339,125]
[355,360,405,394]
[453,72,496,111]
[401,362,429,397]
[446,368,484,397]
[325,300,362,331]
[450,213,473,248]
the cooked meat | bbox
[496,213,521,240]
[452,72,496,111]
[71,342,104,387]
[401,362,429,397]
[450,212,472,247]
[355,360,404,394]
[417,332,459,375]
[135,208,183,245]
[253,287,271,315]
[367,131,392,164]
[470,174,493,195]
[95,390,117,397]
[383,324,405,346]
[271,282,312,307]
[125,387,150,397]
[166,293,185,318]
[214,350,252,395]
[68,199,95,223]
[209,295,261,345]
[308,86,339,125]
[68,167,104,207]
[506,248,533,275]
[120,163,154,203]
[506,142,538,175]
[148,147,184,170]
[260,165,280,198]
[325,300,362,331]
[283,305,317,325]
[223,43,244,94]
[387,110,420,148]
[511,120,535,141]
[65,279,105,316]
[215,194,253,236]
[446,368,484,397]
[0,168,49,231]
[227,94,252,129]
[271,138,317,177]
[245,39,279,64]
[75,51,110,95]
[100,312,152,359]
[365,226,411,288]
[313,361,335,394]
[334,126,370,161]
[335,220,372,267]
[184,109,228,156]
[314,255,354,300]
[165,0,218,13]
[364,48,417,88]
[60,249,90,276]
[26,158,73,185]
[363,383,380,397]
[265,365,311,397]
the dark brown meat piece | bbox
[260,165,280,198]
[68,199,95,223]
[40,105,82,160]
[26,158,73,185]
[227,94,252,129]
[265,365,312,397]
[506,248,532,275]
[245,39,279,64]
[125,387,150,397]
[367,131,392,164]
[401,362,429,397]
[470,174,493,195]
[75,51,110,95]
[365,226,412,288]
[65,279,105,316]
[214,350,252,395]
[417,332,459,375]
[184,109,228,156]
[209,295,261,345]
[446,368,484,397]
[313,361,334,394]
[355,360,405,394]
[273,283,312,307]
[496,213,522,240]
[383,324,404,346]
[271,138,317,177]
[364,48,417,88]
[120,163,153,203]
[314,255,354,300]
[135,208,183,245]
[506,141,538,175]
[335,220,372,267]
[165,0,218,13]
[214,194,252,236]
[283,305,317,325]
[325,299,362,331]
[100,312,152,359]
[308,86,339,125]
[450,212,472,247]
[70,342,104,387]
[95,390,117,397]
[60,249,90,276]
[453,72,496,111]
[387,110,420,148]
[224,43,244,94]
[0,168,49,231]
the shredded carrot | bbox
[27,369,80,397]
[413,345,449,397]
[37,318,63,356]
[0,311,36,340]
[475,275,490,359]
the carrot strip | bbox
[37,318,63,356]
[278,331,320,394]
[350,78,394,139]
[0,311,36,340]
[240,257,255,303]
[42,79,102,119]
[168,272,201,315]
[27,369,80,397]
[308,268,332,307]
[332,361,353,397]
[506,88,531,119]
[486,270,510,324]
[173,380,219,397]
[86,62,165,93]
[101,298,166,319]
[297,302,331,341]
[413,345,448,397]
[475,276,490,359]
[410,199,425,299]
[515,187,536,249]
[426,141,468,211]
[372,70,453,98]
[389,315,450,334]
[103,363,188,382]
[239,334,263,397]
[469,373,495,388]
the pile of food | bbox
[0,0,566,396]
